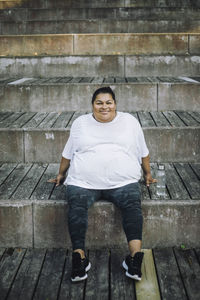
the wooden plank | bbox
[165,163,189,200]
[174,248,200,300]
[162,111,185,127]
[38,112,60,128]
[148,163,170,200]
[195,248,200,264]
[68,77,82,83]
[110,249,136,299]
[190,163,200,179]
[11,163,47,200]
[175,111,200,126]
[153,248,187,300]
[188,111,200,123]
[80,77,93,83]
[135,249,161,300]
[0,248,26,300]
[58,77,73,83]
[33,249,66,300]
[174,163,200,199]
[115,77,127,83]
[11,112,36,128]
[58,251,85,300]
[31,163,59,200]
[24,112,48,128]
[52,111,74,128]
[50,183,67,200]
[0,163,17,186]
[85,249,109,300]
[6,248,46,300]
[0,164,32,199]
[126,77,138,83]
[91,77,104,84]
[150,111,171,127]
[0,112,24,128]
[104,77,115,83]
[138,112,156,127]
[0,112,13,122]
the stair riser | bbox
[1,8,200,22]
[1,128,199,163]
[1,20,200,34]
[0,83,199,112]
[1,56,199,77]
[0,201,199,248]
[1,34,199,56]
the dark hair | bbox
[92,86,116,104]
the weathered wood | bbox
[6,248,46,300]
[162,111,185,127]
[33,248,66,300]
[115,77,127,83]
[153,248,187,300]
[138,112,156,127]
[110,249,136,299]
[0,164,32,199]
[135,249,161,300]
[52,111,73,128]
[69,77,83,83]
[126,77,138,83]
[0,112,13,122]
[0,112,24,128]
[58,251,85,300]
[0,163,17,186]
[85,249,109,300]
[190,163,200,179]
[38,112,60,128]
[0,248,26,300]
[150,111,171,127]
[50,183,67,200]
[175,111,200,126]
[11,112,36,128]
[31,164,59,200]
[24,112,48,128]
[174,248,200,300]
[58,77,73,83]
[11,163,47,200]
[165,163,189,200]
[91,77,104,84]
[80,77,93,83]
[104,77,115,83]
[174,163,200,199]
[188,111,200,123]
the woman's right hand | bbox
[48,174,66,186]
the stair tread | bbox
[0,162,199,201]
[0,111,199,129]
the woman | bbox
[49,86,156,282]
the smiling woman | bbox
[48,86,156,282]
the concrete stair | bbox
[0,0,199,249]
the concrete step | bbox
[0,77,199,113]
[1,0,199,9]
[1,19,200,34]
[0,33,199,56]
[1,7,199,22]
[1,55,200,78]
[0,110,199,163]
[0,162,199,248]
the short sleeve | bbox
[137,123,149,160]
[62,134,73,160]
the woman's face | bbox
[92,93,116,123]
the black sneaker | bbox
[122,252,144,280]
[71,252,91,282]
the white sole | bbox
[122,261,141,281]
[71,262,91,282]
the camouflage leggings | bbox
[66,182,143,250]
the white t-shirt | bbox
[62,112,149,189]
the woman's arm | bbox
[48,157,70,186]
[141,154,157,186]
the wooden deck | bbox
[0,247,200,300]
